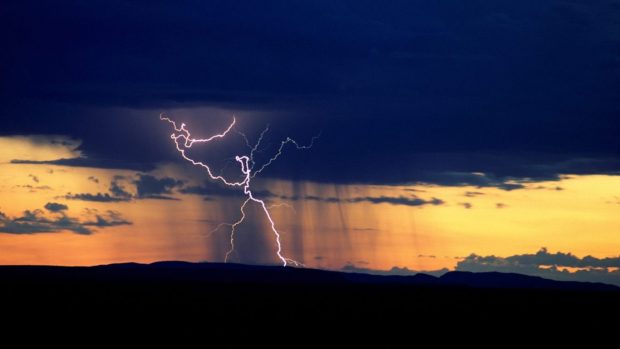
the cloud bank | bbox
[457,248,620,286]
[0,204,131,235]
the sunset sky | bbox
[2,1,619,284]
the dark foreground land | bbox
[1,262,619,336]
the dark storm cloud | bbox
[180,181,444,207]
[0,211,89,235]
[64,193,131,203]
[261,194,445,206]
[141,195,181,201]
[347,196,444,207]
[0,206,130,235]
[460,247,620,269]
[82,210,132,228]
[44,202,68,212]
[11,158,155,172]
[342,248,620,285]
[282,193,444,207]
[3,1,620,186]
[180,181,245,198]
[456,248,620,286]
[65,174,184,202]
[133,174,184,200]
[109,176,132,200]
[87,176,99,184]
[64,176,133,203]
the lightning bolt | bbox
[160,113,316,267]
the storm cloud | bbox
[44,202,68,212]
[65,174,184,202]
[64,193,131,203]
[457,248,620,286]
[0,205,131,235]
[181,180,444,207]
[133,174,184,200]
[2,1,619,187]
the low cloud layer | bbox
[133,174,184,200]
[182,181,444,207]
[44,202,68,212]
[457,248,620,286]
[65,174,183,202]
[64,193,130,203]
[0,204,131,235]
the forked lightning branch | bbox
[160,114,318,266]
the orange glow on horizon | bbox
[0,156,619,273]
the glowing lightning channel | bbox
[160,113,316,267]
[252,134,320,178]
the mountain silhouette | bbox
[1,261,618,336]
[1,261,615,290]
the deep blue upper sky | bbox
[2,0,619,186]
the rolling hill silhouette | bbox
[1,262,618,335]
[2,261,614,290]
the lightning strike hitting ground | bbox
[160,113,317,267]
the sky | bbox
[1,0,620,284]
